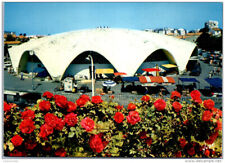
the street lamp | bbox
[30,51,34,90]
[86,55,95,97]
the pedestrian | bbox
[20,72,24,80]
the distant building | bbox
[205,20,219,29]
[178,28,186,36]
[205,20,222,37]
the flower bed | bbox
[4,90,222,157]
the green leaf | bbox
[68,132,75,138]
[8,142,14,151]
[70,127,76,131]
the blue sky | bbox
[4,2,223,35]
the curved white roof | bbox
[8,28,197,80]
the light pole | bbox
[86,55,94,97]
[30,51,34,90]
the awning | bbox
[139,76,175,84]
[122,77,139,82]
[205,78,222,88]
[95,69,114,74]
[179,78,199,83]
[161,64,177,68]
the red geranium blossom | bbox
[170,91,181,99]
[21,109,35,120]
[190,90,201,100]
[114,112,124,123]
[179,138,187,148]
[55,148,67,157]
[216,121,222,131]
[202,110,212,121]
[139,131,148,139]
[172,101,182,112]
[80,94,90,101]
[116,105,124,110]
[39,100,51,112]
[8,150,26,157]
[89,134,104,153]
[80,117,95,132]
[193,97,202,104]
[43,91,54,99]
[205,131,218,144]
[39,124,54,138]
[154,99,166,111]
[54,95,68,109]
[203,99,215,110]
[64,113,78,127]
[25,140,37,150]
[76,98,88,107]
[175,151,182,157]
[91,96,103,104]
[187,147,195,156]
[145,138,152,146]
[11,135,23,147]
[55,118,65,131]
[183,119,189,125]
[44,113,57,128]
[141,95,150,102]
[66,101,77,112]
[4,101,12,112]
[19,119,36,134]
[127,111,141,125]
[204,149,210,157]
[127,103,136,111]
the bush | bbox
[4,90,222,157]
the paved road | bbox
[3,60,222,107]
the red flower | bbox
[55,148,67,157]
[154,99,166,111]
[114,112,124,123]
[116,105,124,110]
[64,113,78,127]
[39,124,54,138]
[76,98,88,107]
[66,101,77,112]
[55,118,65,131]
[202,110,212,121]
[170,91,181,99]
[91,96,103,104]
[203,99,215,110]
[139,131,147,139]
[19,119,35,134]
[4,101,12,112]
[54,95,68,109]
[39,100,51,112]
[11,135,23,147]
[187,147,195,156]
[127,103,136,110]
[8,150,26,157]
[179,138,187,148]
[89,134,104,153]
[44,113,57,128]
[110,95,115,99]
[193,97,202,104]
[80,117,95,132]
[145,138,152,146]
[172,101,182,112]
[25,140,37,150]
[175,151,182,157]
[141,95,150,102]
[183,119,189,125]
[43,91,54,99]
[42,144,52,152]
[80,94,90,101]
[127,111,141,125]
[205,131,218,144]
[21,109,35,120]
[190,90,201,100]
[204,149,210,157]
[216,120,222,131]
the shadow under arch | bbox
[18,51,51,79]
[61,50,118,80]
[186,46,200,71]
[135,48,178,75]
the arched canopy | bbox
[8,28,197,81]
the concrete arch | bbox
[8,28,197,81]
[61,50,117,80]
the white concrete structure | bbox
[8,28,197,81]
